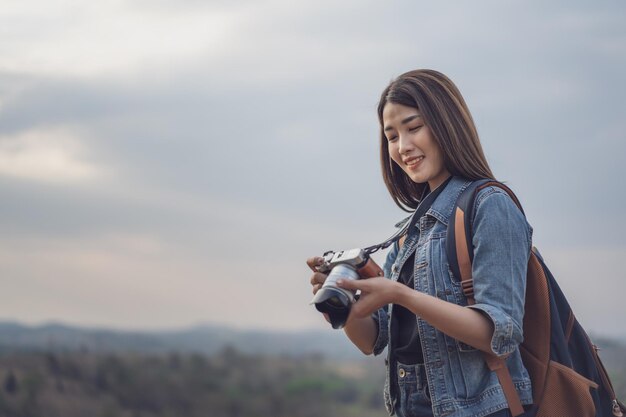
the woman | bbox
[307,70,534,417]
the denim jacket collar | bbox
[424,176,472,227]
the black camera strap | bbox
[364,176,453,256]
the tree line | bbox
[0,346,386,417]
[0,343,624,417]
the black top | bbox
[390,251,423,364]
[389,176,453,365]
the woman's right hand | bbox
[306,256,328,295]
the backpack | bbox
[446,179,626,417]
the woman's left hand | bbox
[337,277,406,322]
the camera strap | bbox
[363,221,410,255]
[364,176,453,256]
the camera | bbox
[310,248,383,329]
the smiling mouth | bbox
[405,156,424,169]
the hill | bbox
[0,321,361,359]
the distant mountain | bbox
[0,321,365,359]
[1,321,624,366]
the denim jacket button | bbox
[398,368,406,378]
[392,264,398,274]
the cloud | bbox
[0,127,104,183]
[0,0,238,78]
[0,0,624,333]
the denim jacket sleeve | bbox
[468,187,532,357]
[370,241,399,355]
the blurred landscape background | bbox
[0,322,624,417]
[1,0,625,415]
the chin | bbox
[407,173,428,184]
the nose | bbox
[398,133,414,155]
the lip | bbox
[403,155,424,169]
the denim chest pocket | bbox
[428,234,464,302]
[428,234,478,353]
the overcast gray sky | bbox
[0,0,624,337]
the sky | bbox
[0,0,625,337]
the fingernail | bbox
[337,279,344,285]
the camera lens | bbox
[309,263,358,329]
[327,296,343,308]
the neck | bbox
[428,173,452,192]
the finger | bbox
[306,257,324,271]
[312,283,322,295]
[309,272,327,286]
[336,278,362,291]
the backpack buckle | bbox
[612,399,623,417]
[461,280,474,298]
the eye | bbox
[387,135,398,142]
[409,125,422,133]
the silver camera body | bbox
[317,248,369,274]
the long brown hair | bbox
[378,69,494,211]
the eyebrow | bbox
[383,114,422,132]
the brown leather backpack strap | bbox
[485,355,526,416]
[454,207,473,283]
[476,181,525,214]
[455,200,526,417]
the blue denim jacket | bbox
[373,177,534,417]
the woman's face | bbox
[382,102,450,190]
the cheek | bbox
[432,148,446,169]
[388,144,401,163]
